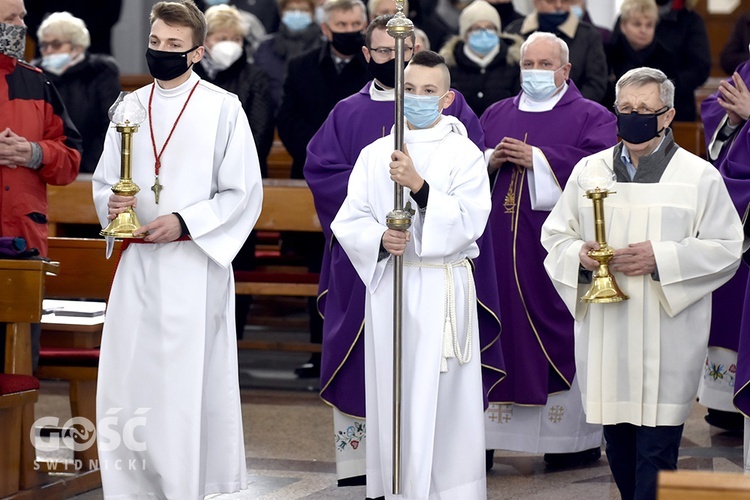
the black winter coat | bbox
[719,12,750,75]
[605,34,683,117]
[194,53,275,177]
[33,53,121,173]
[610,8,710,122]
[277,43,370,179]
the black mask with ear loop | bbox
[330,31,365,56]
[616,107,669,144]
[146,45,199,81]
[366,56,409,89]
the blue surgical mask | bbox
[282,10,313,32]
[570,5,584,20]
[467,30,499,56]
[521,68,562,101]
[404,92,447,129]
[41,52,72,74]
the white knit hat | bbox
[459,0,501,38]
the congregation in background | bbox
[4,0,750,499]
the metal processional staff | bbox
[385,2,413,495]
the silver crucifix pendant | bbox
[151,176,163,204]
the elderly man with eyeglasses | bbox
[304,13,506,488]
[542,66,743,500]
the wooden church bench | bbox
[0,374,39,497]
[658,469,750,499]
[46,179,324,353]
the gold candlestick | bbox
[578,159,629,303]
[101,92,147,239]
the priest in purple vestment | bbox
[702,62,750,431]
[479,31,617,467]
[304,14,505,483]
[697,61,750,432]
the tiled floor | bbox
[54,389,742,500]
[31,297,744,499]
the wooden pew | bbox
[36,238,118,471]
[0,375,39,497]
[46,178,323,353]
[235,178,321,302]
[658,470,750,499]
[47,177,321,236]
[672,122,706,160]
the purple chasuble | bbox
[710,62,750,415]
[479,81,618,405]
[700,63,750,356]
[304,81,504,418]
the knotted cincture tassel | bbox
[403,259,474,373]
[441,315,455,373]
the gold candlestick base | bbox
[580,188,628,303]
[581,246,629,303]
[100,207,143,239]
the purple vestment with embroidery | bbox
[700,64,749,360]
[479,81,618,405]
[706,61,750,415]
[305,81,505,418]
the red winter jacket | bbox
[0,53,82,257]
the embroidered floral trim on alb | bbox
[335,421,365,451]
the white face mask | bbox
[41,52,72,75]
[521,68,562,101]
[208,41,243,71]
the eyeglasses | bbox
[368,45,414,62]
[615,105,668,115]
[39,40,71,51]
[467,27,497,35]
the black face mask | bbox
[537,12,568,33]
[366,57,407,89]
[146,46,199,81]
[330,30,365,56]
[616,107,669,144]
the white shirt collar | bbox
[518,83,569,112]
[369,80,394,102]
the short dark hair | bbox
[151,0,207,47]
[365,14,415,48]
[409,49,444,68]
[406,49,451,89]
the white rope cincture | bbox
[403,259,475,372]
